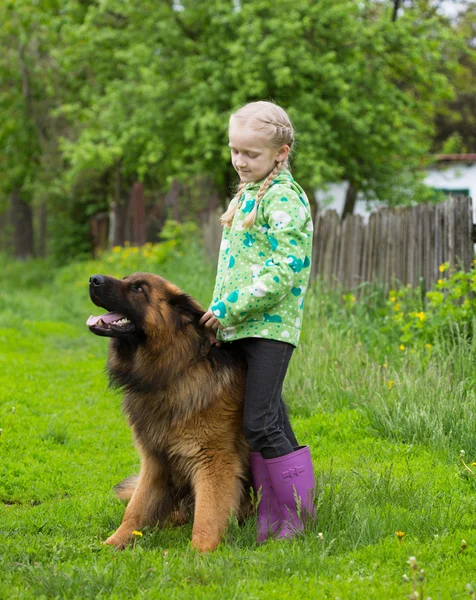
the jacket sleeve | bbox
[211,186,312,328]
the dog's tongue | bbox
[87,312,125,326]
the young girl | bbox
[200,101,315,542]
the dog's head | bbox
[87,272,206,344]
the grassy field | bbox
[1,244,475,599]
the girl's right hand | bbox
[199,309,221,331]
[199,310,222,347]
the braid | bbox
[242,161,284,229]
[220,182,246,227]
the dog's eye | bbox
[131,284,143,292]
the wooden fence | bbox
[204,195,475,291]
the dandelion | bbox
[382,362,387,369]
[439,262,448,273]
[437,279,443,285]
[416,312,425,321]
[390,296,396,303]
[132,530,143,537]
[399,344,405,351]
[394,303,400,312]
[388,380,394,390]
[425,344,432,350]
[395,531,405,542]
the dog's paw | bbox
[103,534,130,550]
[191,534,219,553]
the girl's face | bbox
[228,121,289,184]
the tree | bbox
[0,0,463,258]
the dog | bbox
[87,272,250,552]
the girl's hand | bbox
[200,310,222,347]
[199,309,222,331]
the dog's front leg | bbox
[191,455,242,553]
[104,449,166,549]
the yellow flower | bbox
[439,262,448,273]
[399,345,405,351]
[395,531,405,541]
[382,362,387,369]
[390,296,396,303]
[388,380,394,390]
[425,343,432,350]
[112,246,121,253]
[394,304,400,312]
[416,312,425,321]
[437,279,443,285]
[132,530,143,537]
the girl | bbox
[200,101,315,542]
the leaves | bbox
[0,0,468,255]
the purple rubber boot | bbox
[250,452,281,543]
[265,446,316,539]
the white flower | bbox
[251,264,262,278]
[270,211,291,229]
[251,281,267,297]
[222,327,236,339]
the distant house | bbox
[425,153,476,205]
[316,153,476,220]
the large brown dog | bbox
[87,272,250,552]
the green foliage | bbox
[48,209,92,265]
[158,220,199,251]
[385,263,476,350]
[0,0,469,261]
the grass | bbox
[1,246,475,599]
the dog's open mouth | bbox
[87,312,135,334]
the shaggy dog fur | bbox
[88,272,250,552]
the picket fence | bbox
[203,195,475,291]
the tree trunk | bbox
[342,181,358,219]
[38,201,47,257]
[391,0,401,22]
[109,163,129,247]
[11,188,34,259]
[132,182,145,246]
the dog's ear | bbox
[168,293,205,328]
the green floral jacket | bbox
[210,169,313,347]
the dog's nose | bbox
[89,274,105,287]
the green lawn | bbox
[1,249,475,599]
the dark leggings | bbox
[233,337,298,459]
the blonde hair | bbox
[221,101,295,228]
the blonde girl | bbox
[200,101,315,542]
